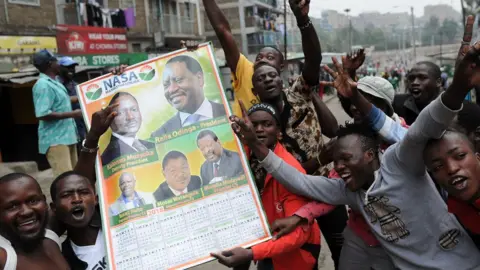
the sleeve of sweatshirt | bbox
[367,105,408,144]
[383,94,462,176]
[294,201,336,224]
[251,190,313,260]
[259,150,350,205]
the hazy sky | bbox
[309,0,462,18]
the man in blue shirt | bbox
[58,57,87,143]
[32,50,81,178]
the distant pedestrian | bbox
[32,50,81,178]
[58,57,86,146]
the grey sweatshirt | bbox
[259,96,480,270]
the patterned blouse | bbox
[280,75,328,176]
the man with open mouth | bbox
[47,100,117,270]
[50,171,106,270]
[392,61,442,125]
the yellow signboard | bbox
[0,36,57,55]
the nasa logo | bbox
[138,65,155,81]
[85,84,103,101]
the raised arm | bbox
[321,56,408,144]
[230,102,349,205]
[290,0,320,86]
[202,0,240,74]
[74,105,117,186]
[367,105,407,144]
[259,150,349,205]
[288,0,337,138]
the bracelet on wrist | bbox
[298,19,312,30]
[81,139,99,153]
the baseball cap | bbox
[33,49,57,69]
[357,76,395,104]
[58,56,78,67]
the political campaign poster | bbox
[76,43,271,270]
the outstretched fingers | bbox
[323,65,337,78]
[332,56,343,74]
[319,81,334,87]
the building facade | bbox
[0,0,205,166]
[203,0,285,59]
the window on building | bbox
[132,43,142,52]
[119,0,136,15]
[8,0,39,6]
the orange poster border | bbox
[78,43,272,270]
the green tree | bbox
[439,19,459,44]
[422,16,440,45]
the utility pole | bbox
[345,8,352,51]
[284,0,287,60]
[410,6,416,61]
[440,30,443,66]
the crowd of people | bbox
[2,0,480,269]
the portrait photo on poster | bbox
[151,54,227,138]
[101,91,156,166]
[109,171,156,217]
[153,150,202,201]
[196,129,244,185]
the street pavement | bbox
[192,96,351,270]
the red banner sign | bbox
[56,25,128,55]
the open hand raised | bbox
[452,15,480,89]
[320,57,358,99]
[89,104,118,140]
[343,49,366,72]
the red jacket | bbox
[448,196,480,234]
[250,143,321,270]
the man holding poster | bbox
[150,55,226,137]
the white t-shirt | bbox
[70,229,107,270]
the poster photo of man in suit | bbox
[101,92,155,165]
[109,172,156,216]
[150,55,227,138]
[153,150,202,201]
[196,130,244,185]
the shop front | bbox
[0,35,59,166]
